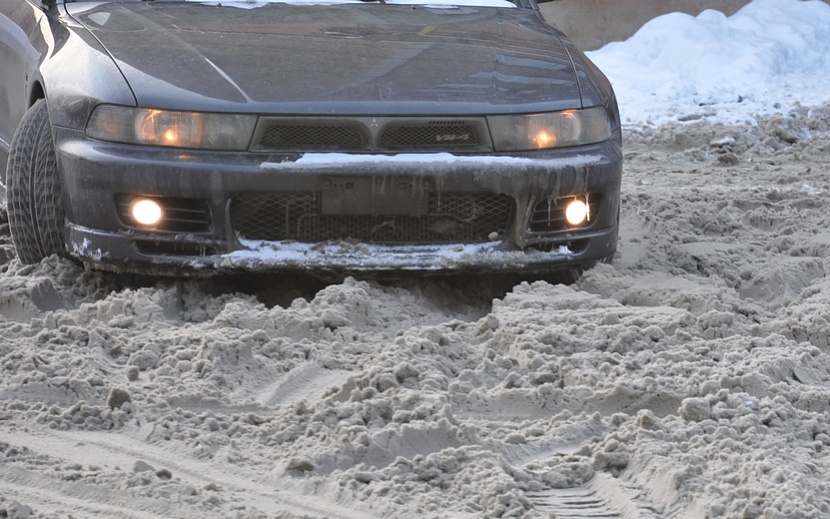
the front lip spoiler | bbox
[67,223,617,276]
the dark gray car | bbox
[0,0,621,276]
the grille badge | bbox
[435,133,472,142]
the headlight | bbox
[488,107,612,151]
[86,105,257,151]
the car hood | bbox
[69,2,583,115]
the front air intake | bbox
[230,192,513,244]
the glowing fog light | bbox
[131,199,163,226]
[565,199,589,226]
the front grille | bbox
[259,124,365,151]
[231,192,512,244]
[529,195,602,233]
[252,117,489,152]
[116,195,211,233]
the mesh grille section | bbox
[231,192,512,244]
[259,124,364,151]
[231,193,320,240]
[379,124,479,149]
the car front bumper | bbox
[55,127,622,275]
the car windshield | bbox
[66,0,519,7]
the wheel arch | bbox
[29,80,47,108]
[1,80,47,192]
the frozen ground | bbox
[3,101,830,519]
[3,0,830,518]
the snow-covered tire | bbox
[6,99,66,264]
[546,253,614,285]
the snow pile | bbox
[587,0,830,126]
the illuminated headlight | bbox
[488,107,612,151]
[86,105,257,150]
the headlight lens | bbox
[86,105,257,151]
[488,107,612,151]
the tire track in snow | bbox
[0,466,180,519]
[527,473,661,519]
[256,361,353,409]
[0,427,379,519]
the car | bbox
[0,0,621,276]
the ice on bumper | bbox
[223,240,576,271]
[260,152,605,171]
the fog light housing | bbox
[565,199,590,226]
[130,198,164,227]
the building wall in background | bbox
[540,0,830,51]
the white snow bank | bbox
[587,0,830,126]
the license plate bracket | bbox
[321,177,430,216]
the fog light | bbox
[131,198,163,226]
[565,199,589,226]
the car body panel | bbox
[1,0,137,178]
[0,0,47,181]
[67,2,584,115]
[38,13,138,130]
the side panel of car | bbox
[39,13,138,132]
[0,0,50,182]
[555,34,622,142]
[2,1,138,168]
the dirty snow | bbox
[3,0,830,518]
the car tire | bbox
[6,99,66,264]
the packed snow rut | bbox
[0,427,379,519]
[2,106,830,518]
